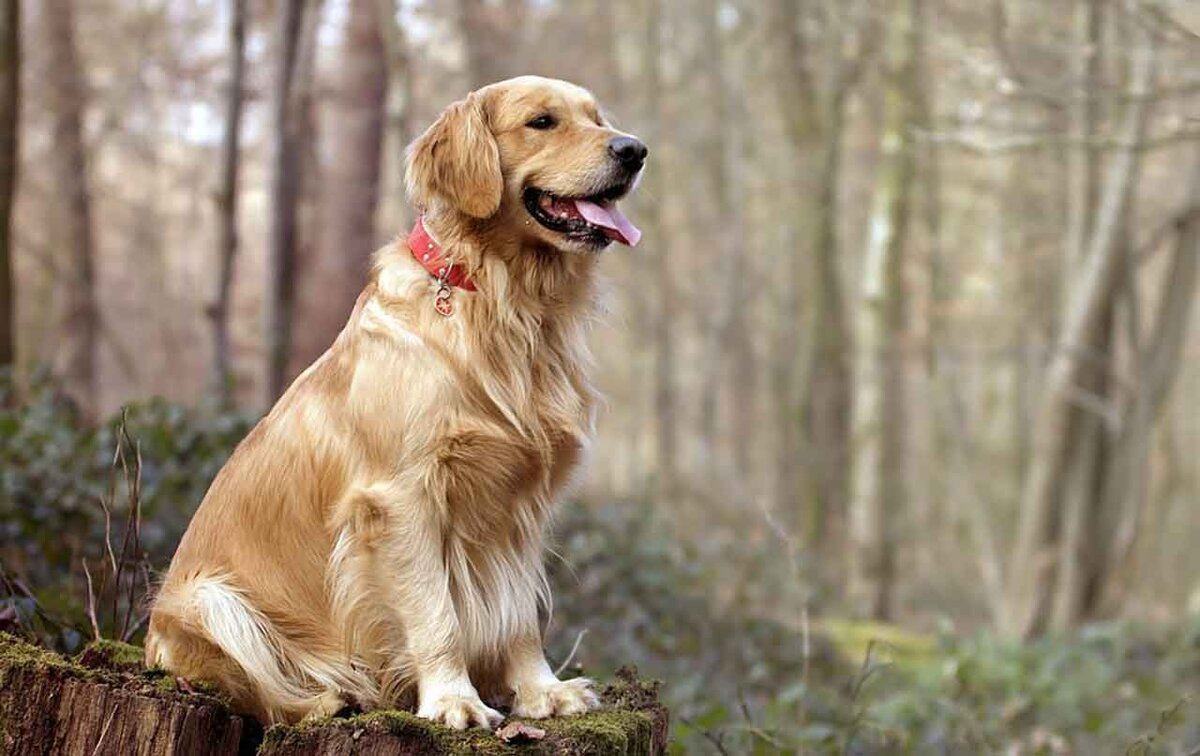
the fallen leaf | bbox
[496,721,547,743]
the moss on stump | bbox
[0,634,668,755]
[259,668,669,756]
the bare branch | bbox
[1,570,73,632]
[678,716,732,756]
[1136,0,1200,45]
[1135,204,1200,265]
[1006,78,1200,106]
[121,612,149,644]
[553,629,588,677]
[918,126,1200,155]
[82,558,100,642]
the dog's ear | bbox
[405,93,502,219]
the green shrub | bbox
[0,369,254,648]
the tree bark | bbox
[0,635,259,755]
[848,0,919,621]
[40,0,97,414]
[264,0,308,403]
[210,0,247,407]
[291,0,387,373]
[0,0,17,368]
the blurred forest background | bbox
[2,0,1200,752]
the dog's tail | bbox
[149,575,326,721]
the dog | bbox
[144,76,646,728]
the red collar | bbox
[407,217,477,292]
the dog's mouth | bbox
[522,186,642,247]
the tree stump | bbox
[0,633,668,755]
[0,633,259,755]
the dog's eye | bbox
[526,115,556,130]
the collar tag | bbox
[434,282,453,316]
[407,216,477,317]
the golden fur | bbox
[145,76,644,728]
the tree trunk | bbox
[0,0,17,368]
[457,0,526,89]
[1050,0,1107,633]
[1096,151,1200,613]
[291,0,387,373]
[210,0,247,407]
[848,0,919,621]
[804,84,852,556]
[376,0,414,236]
[1003,18,1156,638]
[800,0,861,560]
[1063,0,1102,277]
[915,0,943,575]
[264,0,308,404]
[644,0,676,503]
[0,635,259,755]
[696,0,751,478]
[769,0,855,551]
[767,0,818,526]
[40,0,96,414]
[696,0,726,447]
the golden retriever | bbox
[145,76,646,728]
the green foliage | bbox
[859,624,1200,754]
[546,503,1200,753]
[653,620,1200,754]
[545,503,853,752]
[0,369,254,648]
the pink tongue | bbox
[572,200,642,247]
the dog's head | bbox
[406,76,646,253]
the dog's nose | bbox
[608,136,648,170]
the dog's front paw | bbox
[512,677,600,719]
[418,693,504,730]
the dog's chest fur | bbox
[438,310,594,541]
[412,307,595,662]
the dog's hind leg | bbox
[148,575,338,723]
[146,608,267,720]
